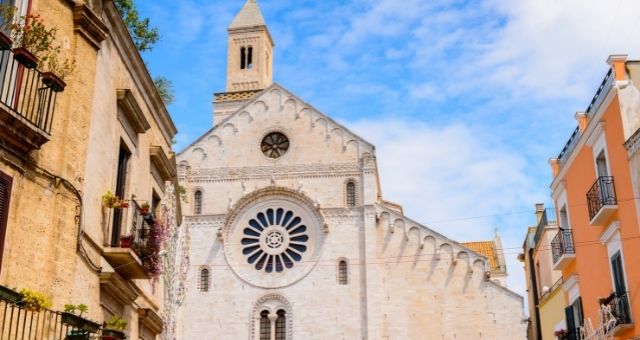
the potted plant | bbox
[62,304,100,334]
[119,235,133,248]
[18,288,52,311]
[10,14,57,69]
[139,203,150,215]
[554,329,568,339]
[0,285,22,303]
[103,315,127,340]
[102,191,118,208]
[0,4,16,50]
[42,52,75,92]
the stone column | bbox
[268,312,278,340]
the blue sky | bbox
[137,0,640,296]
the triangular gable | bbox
[179,83,375,157]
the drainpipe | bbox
[528,248,542,340]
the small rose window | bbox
[261,132,289,159]
[241,208,309,273]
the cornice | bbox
[150,146,177,181]
[117,89,150,133]
[72,4,108,49]
[186,163,361,182]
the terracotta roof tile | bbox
[462,241,500,270]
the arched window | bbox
[259,310,270,340]
[198,267,210,292]
[338,260,348,285]
[275,310,286,340]
[194,190,202,215]
[346,181,356,207]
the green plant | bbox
[44,52,75,80]
[154,76,174,105]
[11,14,57,60]
[102,191,118,208]
[104,315,127,331]
[64,303,88,316]
[19,288,52,311]
[114,0,159,52]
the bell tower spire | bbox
[226,0,274,92]
[213,0,274,125]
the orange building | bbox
[548,54,640,339]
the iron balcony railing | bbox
[551,229,575,264]
[130,200,153,259]
[0,286,101,339]
[587,176,617,220]
[0,48,58,134]
[600,291,632,327]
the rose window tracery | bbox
[261,132,289,158]
[241,208,309,273]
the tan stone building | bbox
[177,1,527,339]
[0,0,181,338]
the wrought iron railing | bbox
[557,68,614,164]
[130,200,153,259]
[0,288,101,339]
[551,229,575,264]
[0,48,57,134]
[587,176,616,220]
[600,291,632,328]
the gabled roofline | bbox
[178,83,375,155]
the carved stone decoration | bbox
[73,4,107,49]
[224,187,326,288]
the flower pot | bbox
[0,32,12,50]
[62,313,101,333]
[119,235,133,248]
[0,285,22,303]
[65,330,90,340]
[41,72,66,92]
[12,47,38,69]
[102,329,125,340]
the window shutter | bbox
[0,173,12,273]
[565,305,576,340]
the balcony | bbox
[103,200,153,279]
[551,229,576,270]
[0,285,101,339]
[600,291,632,334]
[587,176,617,225]
[0,48,60,153]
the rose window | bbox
[241,208,309,273]
[261,132,289,159]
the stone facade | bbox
[0,0,180,339]
[177,3,526,338]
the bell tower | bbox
[213,0,274,125]
[226,0,274,92]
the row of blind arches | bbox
[197,260,348,292]
[192,180,357,215]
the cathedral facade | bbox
[176,1,527,339]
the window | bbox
[275,310,286,340]
[240,46,253,70]
[194,190,202,215]
[596,151,609,177]
[338,260,348,285]
[0,171,11,273]
[111,144,131,246]
[346,181,356,207]
[198,267,210,292]
[611,251,626,295]
[259,310,270,340]
[559,205,569,229]
[565,297,584,340]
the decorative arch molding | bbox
[249,294,293,340]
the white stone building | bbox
[176,1,527,339]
